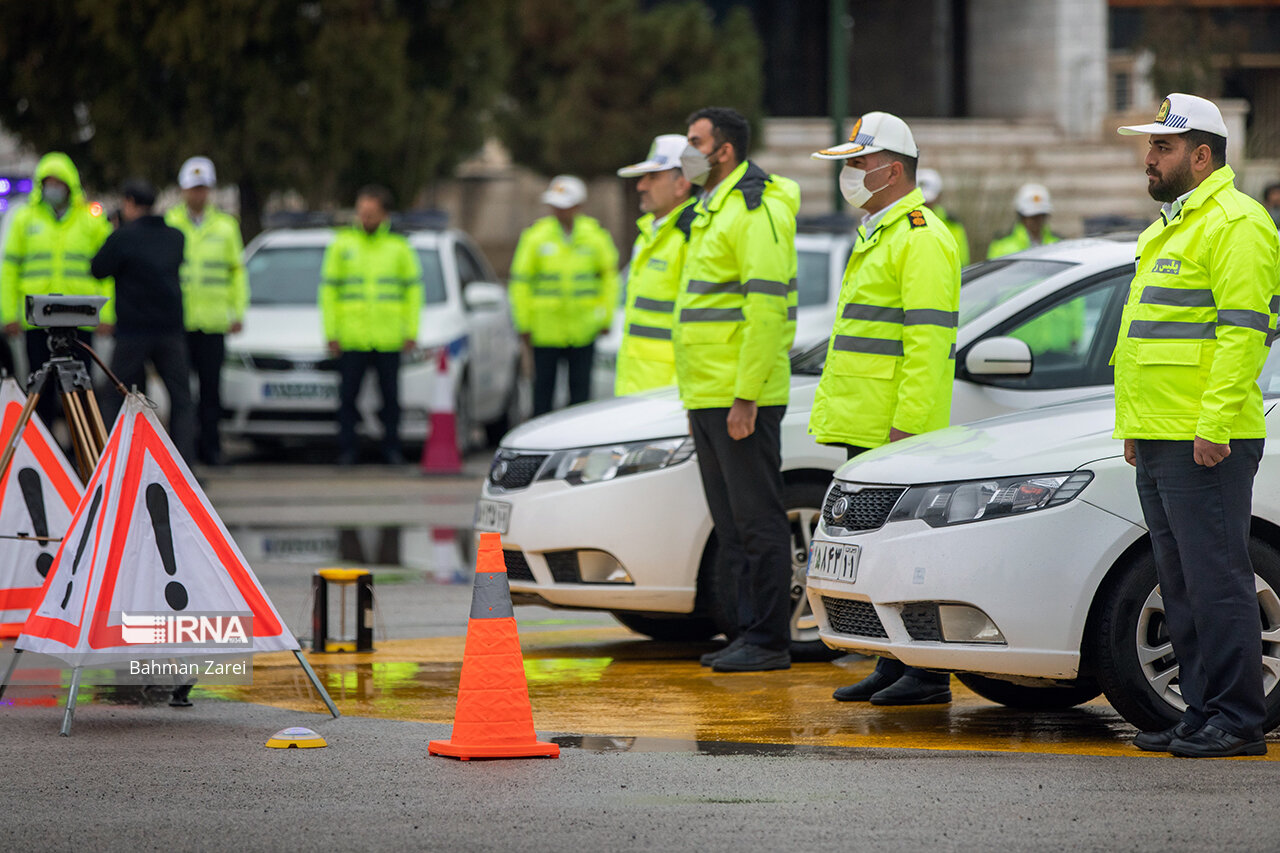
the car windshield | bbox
[790,257,1079,375]
[247,245,447,306]
[797,248,842,308]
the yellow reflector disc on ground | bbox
[266,726,328,749]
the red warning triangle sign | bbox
[18,394,299,663]
[0,379,82,638]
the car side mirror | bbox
[463,281,506,312]
[964,336,1033,376]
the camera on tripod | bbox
[25,294,108,329]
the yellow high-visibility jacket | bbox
[615,199,697,395]
[987,222,1060,259]
[165,203,247,334]
[1,152,112,327]
[931,205,970,267]
[319,223,422,352]
[1113,165,1280,443]
[674,161,799,410]
[509,215,619,348]
[809,189,961,448]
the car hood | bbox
[502,387,689,449]
[838,393,1123,485]
[229,304,462,356]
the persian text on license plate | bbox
[474,499,511,534]
[808,540,861,583]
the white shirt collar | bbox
[1161,188,1194,222]
[861,204,892,237]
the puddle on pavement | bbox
[228,524,476,584]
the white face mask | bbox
[42,183,69,207]
[839,163,892,209]
[680,147,711,186]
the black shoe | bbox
[869,674,952,705]
[382,448,405,465]
[169,684,194,708]
[1169,723,1267,758]
[711,643,791,672]
[1133,721,1200,753]
[833,668,901,702]
[700,636,746,667]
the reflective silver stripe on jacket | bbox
[948,343,957,359]
[744,278,787,297]
[680,307,744,323]
[1139,286,1215,308]
[686,279,741,295]
[573,272,599,281]
[573,289,598,298]
[787,306,797,321]
[1218,309,1272,334]
[842,303,904,323]
[1271,295,1280,313]
[1127,320,1216,339]
[904,309,959,327]
[628,323,672,340]
[634,297,674,312]
[832,335,904,356]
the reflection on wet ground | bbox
[220,628,1280,759]
[229,524,475,584]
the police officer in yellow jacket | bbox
[678,107,800,673]
[319,185,422,465]
[614,134,696,395]
[0,152,111,428]
[917,168,969,266]
[1115,94,1280,758]
[987,183,1060,258]
[166,156,247,466]
[810,112,961,705]
[509,176,619,414]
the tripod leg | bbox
[61,393,94,480]
[293,650,340,718]
[0,389,42,486]
[0,647,23,701]
[59,666,82,736]
[82,389,109,448]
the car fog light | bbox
[578,550,633,584]
[938,605,1005,644]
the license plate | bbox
[808,540,861,583]
[262,381,337,401]
[474,499,511,534]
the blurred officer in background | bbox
[679,107,800,673]
[614,134,696,395]
[509,176,618,415]
[90,179,195,462]
[1261,182,1280,228]
[987,182,1059,258]
[166,156,247,466]
[810,111,961,705]
[0,152,111,428]
[319,185,422,465]
[1116,94,1280,758]
[917,168,969,266]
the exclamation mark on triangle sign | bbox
[146,483,187,611]
[62,485,102,609]
[18,468,53,578]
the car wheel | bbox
[956,672,1101,710]
[484,363,526,447]
[706,479,844,661]
[1089,540,1280,732]
[611,611,719,642]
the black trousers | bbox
[1135,438,1266,740]
[107,331,196,464]
[25,329,94,431]
[842,443,949,687]
[532,343,593,416]
[337,350,400,456]
[186,331,225,464]
[690,406,791,651]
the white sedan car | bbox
[806,373,1280,732]
[477,238,1139,650]
[223,227,523,449]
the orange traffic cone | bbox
[420,348,463,475]
[428,532,559,760]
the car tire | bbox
[1089,540,1280,732]
[705,478,844,661]
[956,672,1102,710]
[611,611,719,642]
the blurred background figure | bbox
[0,152,111,425]
[91,179,195,462]
[917,168,969,266]
[988,182,1059,258]
[509,175,618,415]
[614,134,695,396]
[166,156,247,467]
[319,185,422,466]
[1262,182,1280,229]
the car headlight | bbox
[537,436,694,486]
[886,471,1093,528]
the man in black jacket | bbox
[91,180,196,462]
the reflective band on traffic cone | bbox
[421,348,462,475]
[428,532,559,760]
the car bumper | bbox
[480,457,711,614]
[806,498,1143,680]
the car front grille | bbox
[900,604,942,641]
[822,484,905,531]
[503,550,534,582]
[251,355,339,372]
[822,596,888,638]
[544,551,581,584]
[488,451,548,491]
